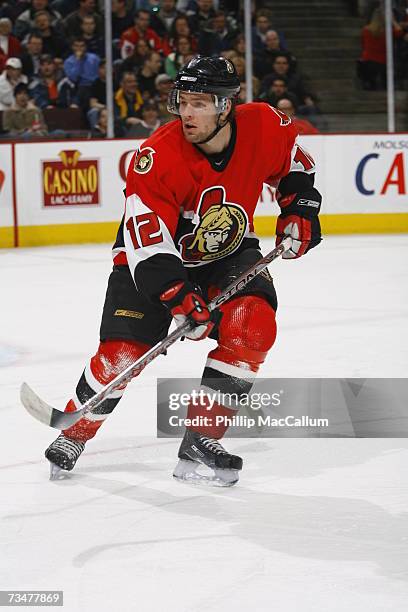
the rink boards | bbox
[0,133,407,247]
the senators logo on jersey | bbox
[134,147,155,174]
[179,187,248,263]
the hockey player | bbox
[45,56,321,486]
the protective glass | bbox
[167,89,228,116]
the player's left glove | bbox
[276,188,322,259]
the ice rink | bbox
[1,235,408,612]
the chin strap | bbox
[195,115,231,145]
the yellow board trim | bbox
[4,213,408,248]
[0,226,14,248]
[18,222,119,247]
[254,213,408,236]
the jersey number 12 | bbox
[126,212,163,249]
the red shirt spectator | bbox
[360,9,403,64]
[120,9,163,59]
[0,18,22,59]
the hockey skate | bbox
[45,433,85,480]
[173,430,242,487]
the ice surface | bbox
[1,236,408,611]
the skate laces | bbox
[198,436,228,455]
[52,434,85,460]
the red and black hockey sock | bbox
[186,295,277,438]
[63,339,150,442]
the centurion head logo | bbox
[179,187,248,263]
[134,146,155,174]
[42,150,99,206]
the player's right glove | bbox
[276,188,322,259]
[160,281,221,341]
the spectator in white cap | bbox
[0,57,28,110]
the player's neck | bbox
[196,122,232,155]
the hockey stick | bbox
[20,237,292,429]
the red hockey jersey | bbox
[112,102,316,288]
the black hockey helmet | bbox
[168,55,240,115]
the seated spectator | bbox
[120,9,163,59]
[64,37,100,107]
[91,105,107,138]
[254,30,295,79]
[31,10,68,58]
[112,0,134,41]
[394,2,408,84]
[231,56,261,98]
[20,34,43,78]
[49,0,77,18]
[87,59,106,128]
[153,72,174,123]
[150,0,181,38]
[126,99,161,138]
[258,76,299,107]
[198,10,237,55]
[357,7,403,90]
[252,9,287,55]
[165,35,194,79]
[80,14,104,57]
[178,0,221,10]
[0,18,23,58]
[3,82,48,137]
[0,1,29,23]
[29,53,78,108]
[0,57,28,110]
[232,33,245,59]
[15,0,62,40]
[0,43,7,73]
[276,98,320,135]
[118,37,150,78]
[187,0,216,35]
[63,0,103,38]
[137,50,162,98]
[397,24,408,84]
[165,14,198,54]
[114,71,143,136]
[261,54,315,108]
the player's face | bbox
[179,92,218,143]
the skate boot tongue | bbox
[197,436,243,470]
[173,430,242,487]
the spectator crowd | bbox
[357,0,408,90]
[0,0,322,139]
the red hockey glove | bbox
[160,281,220,341]
[276,189,322,259]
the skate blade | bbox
[173,459,239,488]
[48,461,70,481]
